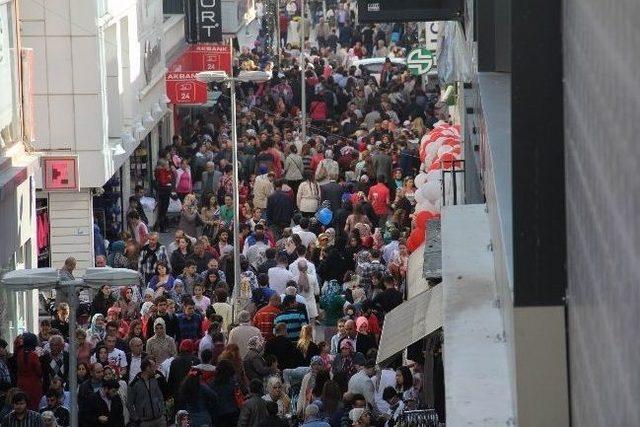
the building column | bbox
[48,191,95,274]
[511,0,570,425]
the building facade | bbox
[0,0,39,346]
[19,0,172,272]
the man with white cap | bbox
[228,310,261,359]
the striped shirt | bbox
[1,410,45,427]
[273,309,308,342]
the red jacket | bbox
[155,168,173,187]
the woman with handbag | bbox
[296,171,321,218]
[284,145,305,195]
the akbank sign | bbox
[198,0,222,42]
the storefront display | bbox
[130,135,152,195]
[93,168,124,241]
[36,198,50,267]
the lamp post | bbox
[196,68,272,317]
[300,0,307,144]
[1,267,141,427]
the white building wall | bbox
[19,0,170,268]
[20,0,168,190]
[48,191,94,275]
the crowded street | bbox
[0,0,458,425]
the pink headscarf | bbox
[356,316,369,333]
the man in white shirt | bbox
[291,217,317,248]
[127,338,145,384]
[348,360,379,415]
[373,366,397,414]
[288,245,317,278]
[268,252,294,295]
[91,335,127,376]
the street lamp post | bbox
[196,69,272,318]
[1,267,141,427]
[300,0,307,144]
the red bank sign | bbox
[165,44,232,105]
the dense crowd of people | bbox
[0,1,449,425]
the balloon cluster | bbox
[407,121,462,253]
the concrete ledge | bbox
[441,204,515,425]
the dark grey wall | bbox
[564,0,640,425]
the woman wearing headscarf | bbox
[355,316,377,356]
[243,335,277,382]
[107,240,129,268]
[139,301,154,337]
[91,284,117,317]
[331,339,359,382]
[293,260,320,323]
[87,313,106,346]
[16,333,43,410]
[106,306,130,339]
[114,286,137,322]
[297,356,325,419]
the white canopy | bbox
[376,284,444,365]
[0,267,140,291]
[0,268,59,290]
[83,267,140,286]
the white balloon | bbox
[437,145,453,157]
[415,200,435,213]
[414,188,428,204]
[423,180,442,203]
[426,170,442,182]
[414,172,429,188]
[425,141,442,165]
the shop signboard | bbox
[166,72,209,104]
[407,47,434,76]
[165,44,231,104]
[358,0,463,23]
[198,0,222,42]
[42,156,79,191]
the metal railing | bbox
[441,158,465,206]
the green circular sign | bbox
[407,48,434,76]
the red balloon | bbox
[442,137,461,146]
[415,210,438,229]
[440,152,459,169]
[406,228,425,253]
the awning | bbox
[1,267,140,291]
[166,43,232,105]
[376,284,444,365]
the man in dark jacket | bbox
[320,178,343,213]
[78,363,103,421]
[40,335,69,393]
[167,339,200,397]
[127,357,166,426]
[264,323,304,369]
[266,179,295,240]
[238,379,269,427]
[86,380,125,426]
